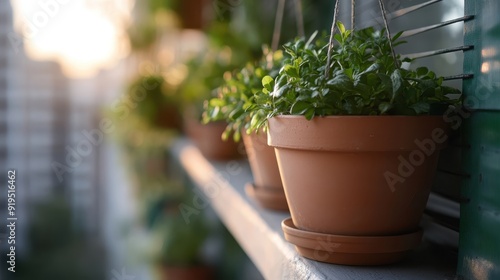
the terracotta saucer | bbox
[281,218,422,265]
[245,183,289,212]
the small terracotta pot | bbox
[155,104,183,131]
[242,131,288,211]
[160,265,213,280]
[178,0,208,29]
[184,118,243,161]
[268,115,449,264]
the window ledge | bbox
[171,138,457,280]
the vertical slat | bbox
[458,1,500,279]
[459,112,500,279]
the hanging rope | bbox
[325,0,400,77]
[351,0,355,30]
[377,0,399,68]
[295,0,305,38]
[271,0,286,51]
[325,0,340,78]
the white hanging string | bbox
[271,0,287,51]
[377,0,399,68]
[351,0,355,29]
[325,0,340,78]
[325,0,399,78]
[295,0,305,38]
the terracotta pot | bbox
[268,115,449,264]
[242,131,288,211]
[178,0,208,29]
[155,104,183,131]
[184,118,243,161]
[160,265,213,280]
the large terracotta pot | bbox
[184,118,243,161]
[268,115,449,265]
[242,131,288,211]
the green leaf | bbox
[333,33,342,44]
[442,86,462,95]
[233,130,241,142]
[360,63,379,75]
[391,69,403,98]
[326,73,351,89]
[418,79,437,89]
[291,101,309,115]
[262,76,274,92]
[344,68,354,79]
[392,31,404,41]
[210,106,220,119]
[250,114,260,129]
[255,68,264,78]
[283,64,299,78]
[366,73,379,86]
[379,102,393,114]
[209,98,225,107]
[306,30,318,47]
[272,84,290,98]
[410,102,430,114]
[304,108,315,120]
[228,108,244,120]
[337,21,346,35]
[276,74,288,88]
[221,131,229,141]
[416,67,428,76]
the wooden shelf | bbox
[171,138,457,280]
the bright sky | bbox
[11,0,134,78]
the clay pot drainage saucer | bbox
[281,218,423,265]
[245,183,289,212]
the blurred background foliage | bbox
[3,0,464,279]
[112,1,318,278]
[14,197,107,280]
[123,0,338,121]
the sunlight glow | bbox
[11,0,133,78]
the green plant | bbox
[149,0,178,13]
[150,194,209,266]
[16,197,106,280]
[259,22,461,121]
[125,74,181,128]
[127,20,158,52]
[177,22,255,118]
[202,47,284,141]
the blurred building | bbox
[0,0,23,255]
[0,0,11,177]
[0,0,94,257]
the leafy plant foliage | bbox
[260,22,461,121]
[177,22,256,118]
[202,48,284,141]
[126,75,175,124]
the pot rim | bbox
[268,114,450,152]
